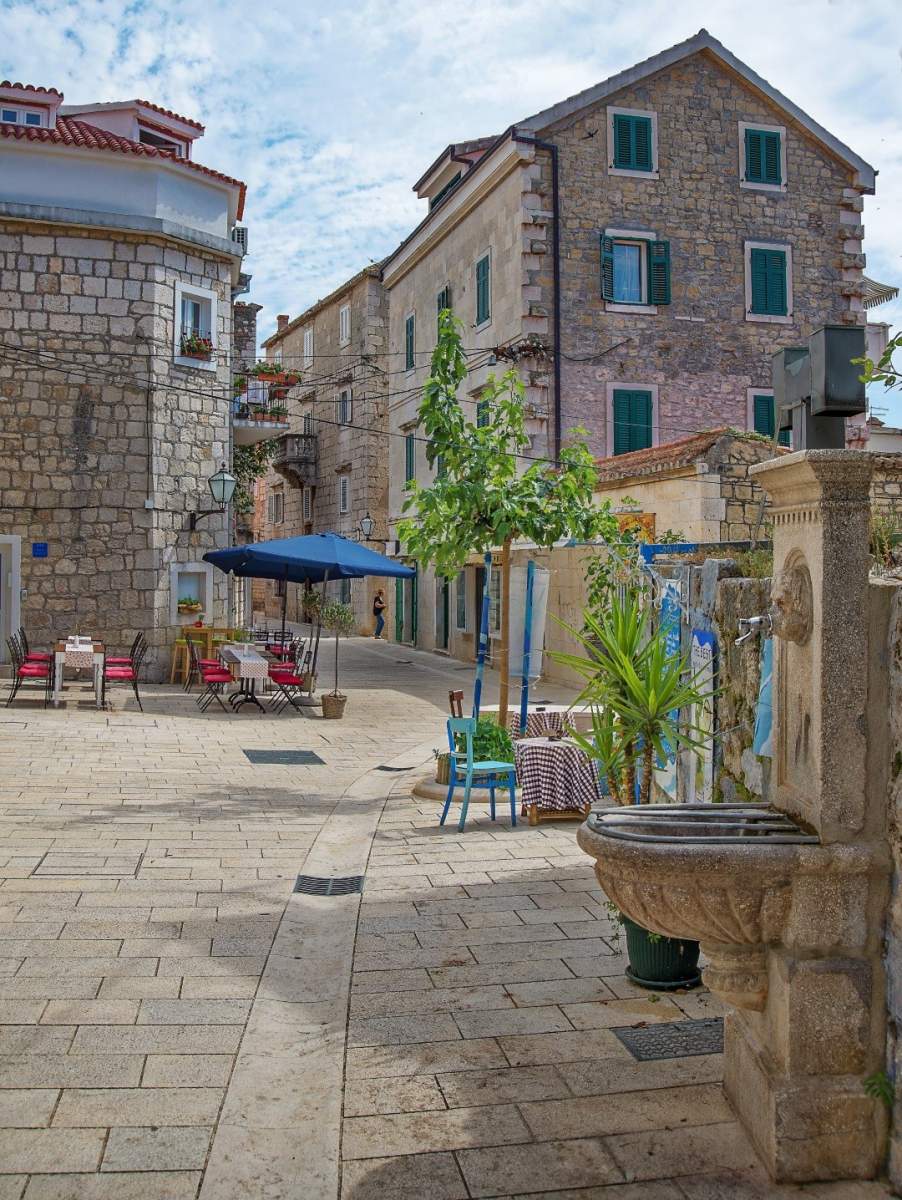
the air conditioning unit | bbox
[231,226,249,254]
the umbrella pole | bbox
[280,565,288,646]
[308,569,328,697]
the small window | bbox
[273,346,283,364]
[138,126,183,156]
[455,570,467,631]
[303,327,314,367]
[24,112,41,127]
[339,577,351,604]
[0,110,16,123]
[338,474,350,514]
[476,398,489,428]
[746,243,791,321]
[339,304,350,345]
[268,489,284,525]
[405,314,415,371]
[601,235,670,307]
[339,387,352,425]
[429,171,462,210]
[436,285,451,334]
[741,123,785,189]
[174,282,216,366]
[404,433,416,484]
[181,296,208,339]
[608,107,657,175]
[302,412,314,436]
[752,393,791,447]
[302,486,312,522]
[475,254,491,326]
[488,568,501,634]
[612,388,653,455]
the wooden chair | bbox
[448,689,464,718]
[441,716,516,833]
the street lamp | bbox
[357,511,376,541]
[189,462,237,531]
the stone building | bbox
[0,82,248,678]
[382,28,876,655]
[256,266,388,633]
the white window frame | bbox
[173,280,217,372]
[604,227,658,314]
[339,304,351,346]
[0,107,45,127]
[303,326,314,368]
[738,121,787,194]
[488,567,501,636]
[455,569,468,632]
[404,311,416,375]
[302,486,312,522]
[744,240,793,326]
[338,474,350,515]
[605,381,661,454]
[268,488,284,526]
[607,105,659,180]
[338,386,352,425]
[474,248,492,331]
[273,346,283,364]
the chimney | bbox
[277,315,290,332]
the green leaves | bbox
[855,332,902,392]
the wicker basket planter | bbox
[321,693,347,719]
[435,752,451,785]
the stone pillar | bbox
[733,450,891,1181]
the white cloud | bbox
[1,0,900,417]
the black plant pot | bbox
[622,915,701,991]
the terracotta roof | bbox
[134,99,204,132]
[595,428,781,485]
[1,116,245,219]
[0,81,62,97]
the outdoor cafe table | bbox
[219,643,269,712]
[53,637,104,709]
[514,735,601,826]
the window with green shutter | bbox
[476,399,489,428]
[405,433,415,483]
[405,314,415,370]
[753,394,791,446]
[749,247,788,316]
[436,285,451,335]
[612,113,653,172]
[744,128,781,186]
[612,389,653,455]
[475,254,491,325]
[600,235,670,306]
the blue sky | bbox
[3,0,901,418]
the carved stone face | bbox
[770,560,813,645]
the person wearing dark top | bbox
[372,589,386,639]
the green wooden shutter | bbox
[613,114,652,171]
[405,433,415,483]
[753,393,775,438]
[647,240,671,305]
[613,391,631,455]
[476,256,490,324]
[745,129,781,185]
[394,578,403,642]
[744,128,763,182]
[750,248,787,316]
[600,235,615,300]
[612,389,653,455]
[634,117,652,171]
[763,132,781,185]
[476,399,489,428]
[405,314,415,370]
[436,286,451,334]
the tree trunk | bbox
[497,537,513,729]
[639,739,655,804]
[622,736,636,805]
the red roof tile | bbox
[1,116,245,219]
[134,99,204,132]
[594,427,783,485]
[0,81,62,97]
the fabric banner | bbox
[507,565,550,681]
[687,629,716,804]
[752,637,774,758]
[653,579,682,800]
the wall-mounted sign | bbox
[31,543,48,559]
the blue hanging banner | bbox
[753,637,774,758]
[518,560,535,736]
[653,579,682,800]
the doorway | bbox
[436,578,449,651]
[0,537,22,664]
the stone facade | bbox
[232,301,261,372]
[0,220,236,679]
[257,268,388,633]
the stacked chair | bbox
[5,632,53,707]
[101,637,147,712]
[183,633,221,694]
[268,641,312,715]
[186,637,233,713]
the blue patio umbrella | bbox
[204,533,415,667]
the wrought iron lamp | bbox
[189,462,237,531]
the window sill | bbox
[605,302,658,315]
[741,180,787,193]
[746,311,793,325]
[338,339,350,348]
[174,355,216,372]
[474,317,492,332]
[608,167,659,180]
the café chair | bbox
[441,716,517,833]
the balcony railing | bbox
[231,379,290,446]
[271,433,317,488]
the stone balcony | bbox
[232,398,291,446]
[271,432,318,488]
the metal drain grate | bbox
[612,1017,723,1061]
[243,750,325,765]
[293,875,364,896]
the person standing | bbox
[373,588,386,640]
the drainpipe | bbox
[514,134,561,462]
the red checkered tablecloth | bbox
[514,736,601,814]
[507,710,569,739]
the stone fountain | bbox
[578,451,892,1182]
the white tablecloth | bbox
[220,644,269,681]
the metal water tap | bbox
[735,614,772,646]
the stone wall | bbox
[884,583,902,1188]
[0,219,235,678]
[232,301,261,373]
[871,454,902,517]
[536,52,865,456]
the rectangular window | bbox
[174,281,216,367]
[268,489,284,525]
[612,112,653,172]
[612,388,653,455]
[24,112,41,127]
[339,578,351,604]
[748,246,788,317]
[339,387,352,425]
[488,568,501,634]
[339,304,350,345]
[303,327,314,367]
[455,570,467,631]
[476,399,489,428]
[601,235,670,307]
[753,393,791,447]
[475,254,491,325]
[302,412,314,435]
[405,433,416,484]
[436,285,451,334]
[744,128,782,186]
[180,296,207,338]
[302,486,312,521]
[338,474,349,515]
[405,314,415,371]
[0,110,16,123]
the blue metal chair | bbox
[441,717,517,833]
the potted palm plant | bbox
[320,599,355,718]
[555,593,710,989]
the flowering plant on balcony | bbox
[180,332,214,360]
[247,361,302,386]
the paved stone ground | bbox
[0,640,892,1198]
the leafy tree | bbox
[320,600,356,697]
[232,442,277,516]
[398,310,621,724]
[856,333,902,392]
